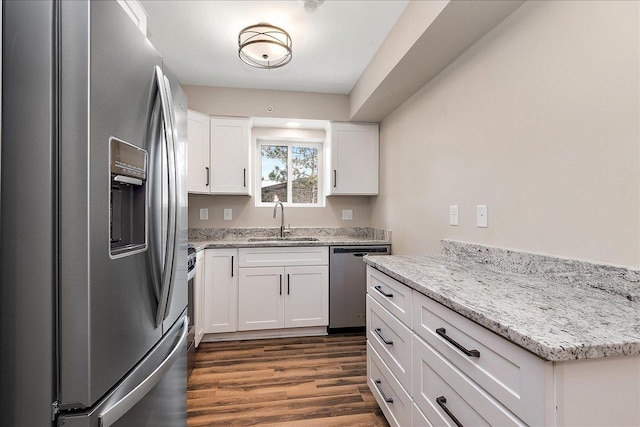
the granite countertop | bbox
[364,242,640,362]
[189,227,391,251]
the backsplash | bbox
[441,240,640,302]
[189,226,391,241]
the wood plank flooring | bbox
[187,333,389,426]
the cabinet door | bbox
[203,249,238,333]
[328,122,378,195]
[238,267,284,330]
[194,250,206,346]
[187,110,211,194]
[210,117,251,195]
[284,266,328,328]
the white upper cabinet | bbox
[187,110,210,194]
[209,117,251,195]
[326,122,379,195]
[187,113,251,195]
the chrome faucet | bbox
[273,201,291,238]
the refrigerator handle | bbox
[161,74,179,323]
[154,66,178,327]
[98,317,188,427]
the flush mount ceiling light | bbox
[238,23,292,70]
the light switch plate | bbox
[449,205,459,226]
[223,209,232,221]
[342,209,353,220]
[199,208,209,221]
[477,205,488,228]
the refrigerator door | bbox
[58,1,182,409]
[58,316,188,427]
[162,66,189,334]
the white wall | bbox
[371,0,640,267]
[183,85,350,121]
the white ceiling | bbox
[140,0,408,95]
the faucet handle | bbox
[283,224,292,236]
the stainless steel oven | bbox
[187,245,196,376]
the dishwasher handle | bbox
[332,247,390,255]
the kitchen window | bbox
[256,140,323,207]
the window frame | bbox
[255,136,325,208]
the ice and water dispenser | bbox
[110,138,147,257]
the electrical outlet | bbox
[449,205,459,226]
[342,209,353,220]
[477,205,488,228]
[199,208,208,221]
[223,209,232,221]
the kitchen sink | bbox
[247,237,320,242]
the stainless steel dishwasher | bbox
[329,245,391,330]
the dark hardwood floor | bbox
[187,333,389,426]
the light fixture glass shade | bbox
[238,23,292,69]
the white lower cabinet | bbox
[237,247,329,332]
[412,402,438,427]
[203,248,238,333]
[367,265,640,426]
[366,266,536,427]
[412,288,547,426]
[367,295,412,392]
[412,335,524,426]
[368,343,412,427]
[284,266,328,328]
[237,267,284,330]
[194,250,206,347]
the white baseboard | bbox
[201,326,328,343]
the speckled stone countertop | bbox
[364,240,640,362]
[189,227,391,251]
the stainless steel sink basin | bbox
[247,237,320,242]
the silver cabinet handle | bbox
[374,379,393,403]
[243,168,246,187]
[99,317,188,427]
[279,275,282,295]
[231,256,234,277]
[436,396,464,427]
[436,327,480,358]
[333,169,337,188]
[205,166,209,186]
[287,273,290,295]
[374,328,393,345]
[374,285,393,298]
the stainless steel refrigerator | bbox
[0,1,189,425]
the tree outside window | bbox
[260,142,321,206]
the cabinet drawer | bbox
[239,246,328,267]
[412,335,525,427]
[367,343,412,427]
[366,295,412,393]
[412,402,445,427]
[367,266,411,327]
[412,291,548,426]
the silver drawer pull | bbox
[436,396,464,427]
[374,285,393,298]
[374,327,393,345]
[374,379,393,403]
[436,327,480,358]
